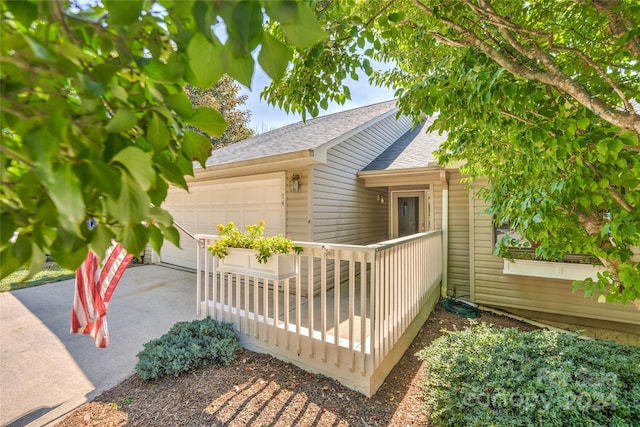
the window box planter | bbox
[217,248,297,280]
[502,258,606,281]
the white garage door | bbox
[160,173,285,269]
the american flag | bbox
[71,241,134,348]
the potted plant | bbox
[208,221,302,279]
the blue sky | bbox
[239,66,396,132]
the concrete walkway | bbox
[0,265,197,427]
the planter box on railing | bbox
[217,248,297,280]
[503,258,605,281]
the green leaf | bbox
[146,113,170,152]
[47,164,85,232]
[145,56,185,83]
[185,107,228,137]
[222,47,254,88]
[105,0,143,25]
[608,138,623,157]
[26,244,45,281]
[23,35,56,62]
[229,0,264,55]
[148,176,168,206]
[159,223,181,248]
[577,117,591,131]
[84,160,121,199]
[187,33,223,88]
[111,147,155,191]
[106,109,137,133]
[263,0,299,25]
[89,224,115,260]
[619,130,638,146]
[258,33,292,81]
[183,130,212,166]
[165,91,193,119]
[280,3,328,48]
[119,223,148,256]
[0,246,22,279]
[148,224,164,255]
[155,156,188,189]
[106,173,150,226]
[5,1,38,28]
[596,140,610,157]
[149,205,173,227]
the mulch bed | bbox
[55,304,539,426]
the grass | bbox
[0,265,75,292]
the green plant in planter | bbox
[208,221,302,263]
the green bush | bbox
[135,318,240,381]
[418,324,640,427]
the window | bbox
[494,221,599,265]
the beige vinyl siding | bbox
[285,168,311,241]
[311,115,411,245]
[471,181,640,329]
[447,171,470,298]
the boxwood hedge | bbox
[418,324,640,427]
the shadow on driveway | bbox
[0,264,197,427]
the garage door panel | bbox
[245,187,265,204]
[227,185,245,204]
[161,175,285,269]
[243,208,263,226]
[263,182,282,204]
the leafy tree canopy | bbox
[263,0,640,306]
[184,75,254,148]
[0,0,326,278]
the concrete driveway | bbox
[0,264,197,427]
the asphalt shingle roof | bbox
[362,116,447,171]
[203,100,398,168]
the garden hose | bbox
[442,297,482,319]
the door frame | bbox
[390,189,431,238]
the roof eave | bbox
[357,164,448,188]
[189,150,320,182]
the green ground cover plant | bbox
[418,324,640,427]
[135,318,240,381]
[0,266,75,292]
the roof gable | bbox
[202,100,398,168]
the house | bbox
[158,100,640,395]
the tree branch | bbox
[413,0,640,137]
[583,159,634,213]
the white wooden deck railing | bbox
[194,230,442,396]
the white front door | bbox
[391,190,429,238]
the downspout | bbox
[440,170,449,298]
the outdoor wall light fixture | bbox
[376,194,385,204]
[290,174,301,192]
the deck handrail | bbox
[367,230,442,251]
[194,229,443,253]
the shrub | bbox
[135,318,240,381]
[418,324,640,427]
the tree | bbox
[263,0,640,305]
[0,0,326,278]
[184,76,254,148]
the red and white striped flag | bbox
[71,241,134,348]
